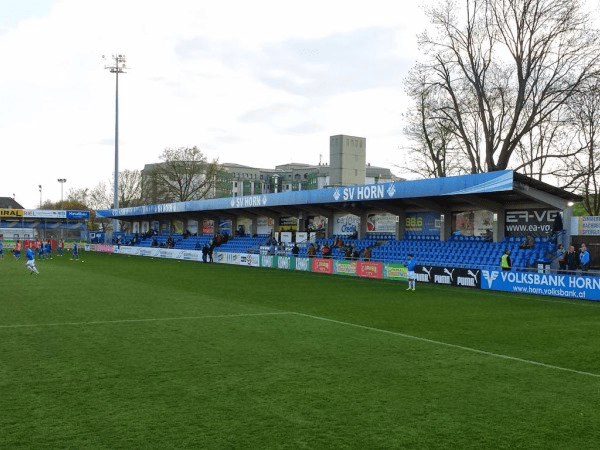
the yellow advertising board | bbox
[0,209,24,218]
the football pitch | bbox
[2,251,600,449]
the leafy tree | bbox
[143,146,221,203]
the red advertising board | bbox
[357,261,383,279]
[312,258,333,274]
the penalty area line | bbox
[0,312,295,329]
[292,312,600,379]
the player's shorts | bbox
[408,270,415,280]
[26,259,36,268]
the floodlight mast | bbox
[103,54,128,234]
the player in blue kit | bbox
[0,241,4,259]
[71,242,79,260]
[406,253,416,291]
[25,247,40,274]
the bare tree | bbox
[402,65,466,177]
[144,146,221,203]
[113,169,143,208]
[88,181,111,211]
[557,77,600,214]
[414,0,600,173]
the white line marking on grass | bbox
[292,312,600,379]
[0,312,295,329]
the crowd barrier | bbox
[86,245,600,302]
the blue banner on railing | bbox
[481,269,600,301]
[66,211,90,219]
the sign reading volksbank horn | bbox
[482,270,600,301]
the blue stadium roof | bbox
[97,170,580,220]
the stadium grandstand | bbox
[0,197,90,241]
[98,170,585,272]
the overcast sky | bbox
[0,0,428,209]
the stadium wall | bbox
[86,245,600,301]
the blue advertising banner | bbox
[66,211,90,219]
[98,171,514,218]
[481,269,600,301]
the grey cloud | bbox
[175,26,413,99]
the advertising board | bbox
[312,258,333,274]
[414,265,481,288]
[481,269,600,301]
[383,263,407,280]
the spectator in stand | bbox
[484,229,493,242]
[333,237,344,248]
[307,244,316,258]
[549,213,563,241]
[566,245,578,274]
[291,243,299,256]
[579,243,591,272]
[501,249,512,271]
[166,235,175,248]
[343,245,353,259]
[520,234,535,249]
[552,244,566,272]
[362,247,371,261]
[321,243,332,259]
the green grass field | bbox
[2,250,600,449]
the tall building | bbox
[329,135,366,186]
[141,136,398,201]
